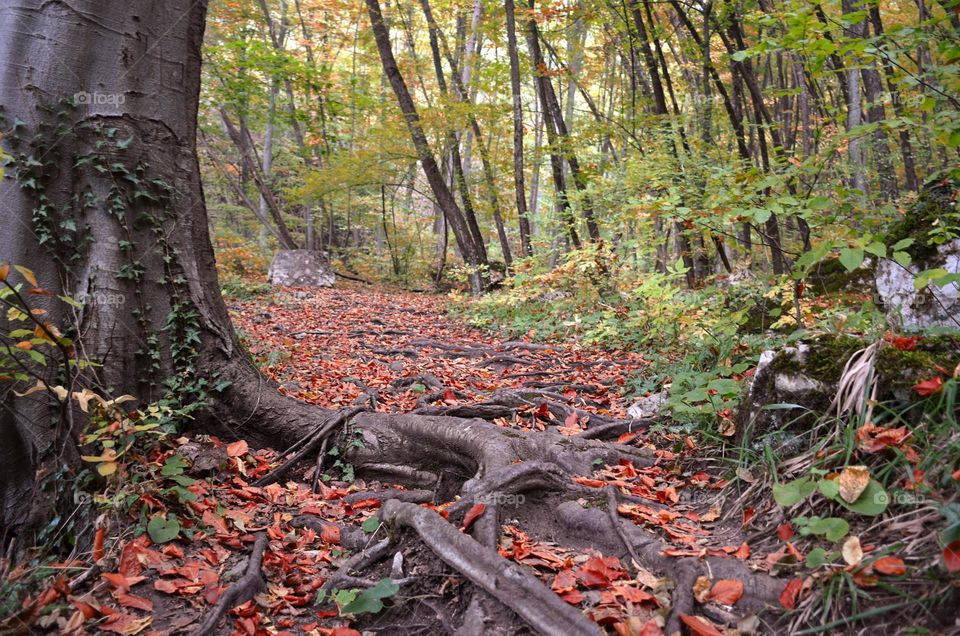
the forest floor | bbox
[15,283,954,636]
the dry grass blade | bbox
[828,341,880,420]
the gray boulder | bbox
[876,239,960,330]
[268,249,335,287]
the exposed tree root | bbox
[253,405,366,487]
[380,500,601,636]
[190,533,267,636]
[319,538,393,592]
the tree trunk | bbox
[505,0,534,257]
[0,0,322,538]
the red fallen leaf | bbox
[944,541,960,573]
[613,584,655,604]
[913,376,944,396]
[162,543,184,559]
[320,524,340,545]
[885,332,921,351]
[558,588,585,604]
[708,579,743,605]
[564,411,579,428]
[679,613,724,636]
[92,527,106,562]
[442,389,457,404]
[733,542,750,559]
[551,569,578,592]
[576,555,625,588]
[779,578,804,609]
[742,507,755,526]
[99,612,151,634]
[101,573,146,592]
[153,579,180,594]
[616,431,639,444]
[114,590,154,612]
[777,523,795,541]
[227,440,249,457]
[348,498,381,510]
[461,504,486,531]
[70,598,101,620]
[331,627,363,636]
[534,402,552,419]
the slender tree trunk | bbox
[524,5,581,249]
[842,0,868,196]
[869,6,919,192]
[505,0,534,256]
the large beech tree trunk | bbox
[0,0,316,538]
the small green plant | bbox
[315,578,399,616]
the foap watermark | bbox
[475,492,526,507]
[74,91,126,107]
[73,291,127,307]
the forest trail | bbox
[230,285,649,422]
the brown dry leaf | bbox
[693,575,712,603]
[838,465,870,503]
[842,536,863,566]
[700,505,721,523]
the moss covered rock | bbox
[736,333,960,443]
[876,178,960,329]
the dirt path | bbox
[230,285,648,420]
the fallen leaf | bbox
[912,376,943,396]
[777,523,795,541]
[873,556,906,576]
[101,573,146,592]
[100,613,152,635]
[679,613,724,636]
[226,440,249,457]
[708,579,744,605]
[114,590,154,612]
[461,503,486,531]
[779,578,803,609]
[320,524,340,545]
[838,465,870,503]
[944,541,960,573]
[842,536,863,566]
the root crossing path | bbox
[83,285,785,636]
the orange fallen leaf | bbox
[93,527,106,562]
[226,440,249,457]
[708,579,744,605]
[101,573,146,592]
[838,465,870,503]
[873,556,906,576]
[679,613,724,636]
